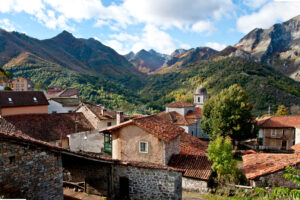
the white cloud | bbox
[109,32,139,42]
[243,0,269,9]
[104,39,127,54]
[0,18,15,31]
[191,21,215,34]
[205,42,226,51]
[131,25,177,54]
[237,0,300,33]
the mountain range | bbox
[1,15,300,115]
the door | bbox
[281,140,287,150]
[119,177,129,199]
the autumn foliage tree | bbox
[275,105,289,116]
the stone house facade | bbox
[105,116,182,165]
[257,116,300,150]
[0,133,63,199]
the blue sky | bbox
[0,0,300,55]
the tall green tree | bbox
[201,84,256,141]
[275,105,289,116]
[207,136,238,184]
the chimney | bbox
[116,111,124,125]
[101,107,107,116]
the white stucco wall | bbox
[296,128,300,144]
[48,100,76,114]
[68,130,104,153]
[182,177,209,193]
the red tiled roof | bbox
[291,143,300,152]
[0,91,49,108]
[48,86,63,92]
[180,132,208,156]
[165,101,195,108]
[83,102,115,120]
[116,160,184,172]
[168,154,213,180]
[185,107,202,119]
[103,115,185,142]
[257,116,300,128]
[243,152,300,179]
[0,113,93,142]
[157,111,197,126]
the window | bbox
[139,141,148,153]
[8,97,12,103]
[271,129,276,137]
[198,97,200,102]
[107,122,112,127]
[33,97,38,102]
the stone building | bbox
[257,116,300,150]
[243,144,300,188]
[159,100,207,138]
[0,91,49,116]
[101,115,212,192]
[7,76,34,91]
[194,85,209,108]
[0,130,63,199]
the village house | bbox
[0,124,182,200]
[243,143,300,188]
[7,76,34,91]
[0,91,49,116]
[101,115,212,192]
[45,87,81,113]
[257,116,300,150]
[0,112,93,148]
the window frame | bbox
[139,141,148,153]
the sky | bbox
[0,0,300,55]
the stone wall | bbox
[113,165,182,200]
[252,163,300,189]
[62,154,112,196]
[0,139,63,199]
[182,177,208,193]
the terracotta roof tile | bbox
[165,101,195,108]
[103,115,185,142]
[185,107,202,119]
[180,132,208,156]
[157,111,197,126]
[0,91,49,108]
[47,86,63,92]
[0,113,93,142]
[243,152,300,179]
[257,116,300,128]
[168,154,213,180]
[291,143,300,152]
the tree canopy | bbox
[201,84,257,141]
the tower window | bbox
[198,97,200,102]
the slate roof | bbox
[242,152,300,179]
[157,111,197,126]
[59,88,79,97]
[168,154,213,180]
[165,101,195,108]
[0,91,49,108]
[0,113,93,142]
[180,132,208,156]
[51,98,81,107]
[103,115,185,142]
[257,116,300,128]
